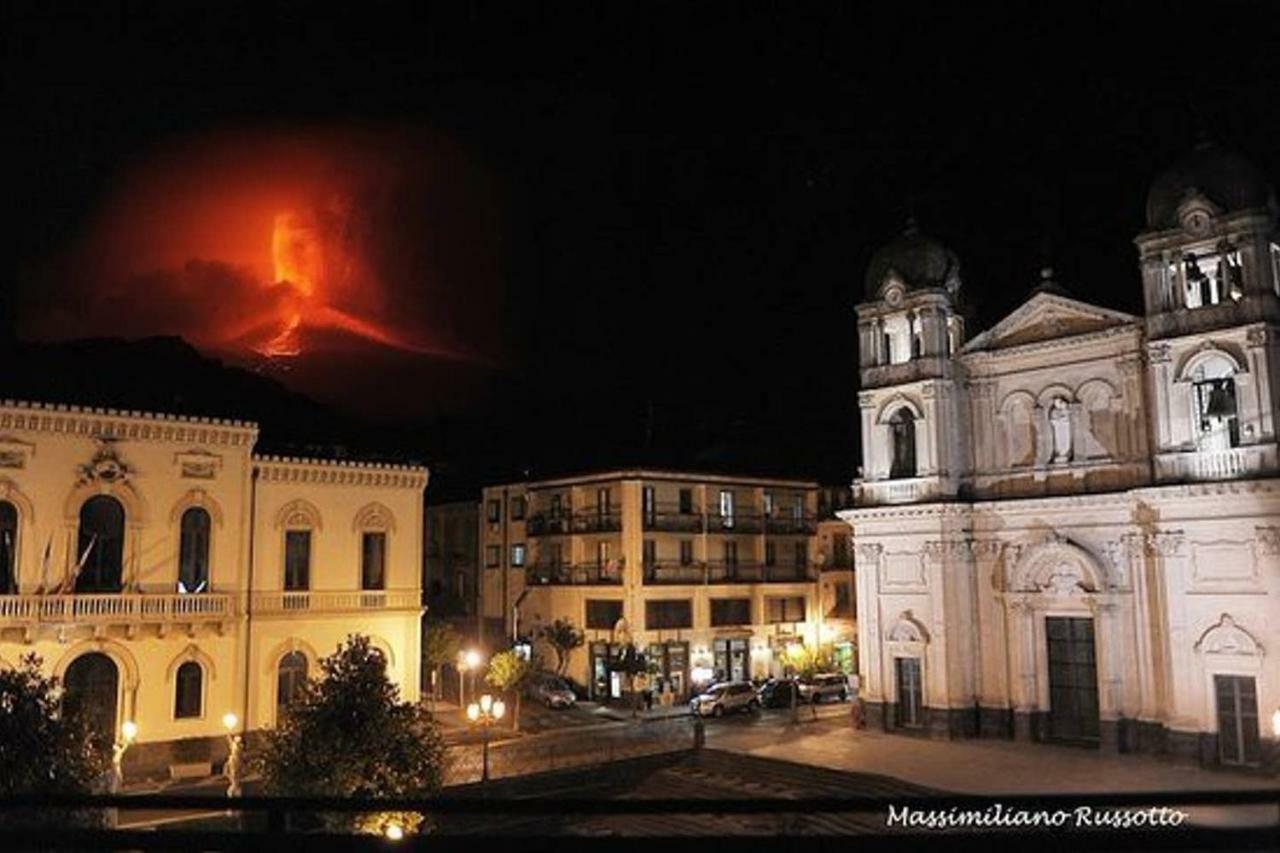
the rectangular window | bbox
[550,494,563,518]
[597,488,610,516]
[792,500,804,521]
[678,488,693,514]
[596,541,609,568]
[719,489,734,528]
[762,492,774,518]
[511,543,526,567]
[360,532,386,590]
[794,541,807,568]
[1215,674,1261,765]
[645,599,693,630]
[643,539,656,568]
[548,543,564,568]
[832,533,850,566]
[586,599,624,630]
[679,540,694,566]
[723,540,738,566]
[764,541,776,566]
[765,595,805,623]
[284,531,310,591]
[642,486,656,524]
[485,544,500,568]
[510,496,526,520]
[487,499,501,523]
[832,581,852,617]
[710,598,751,626]
[895,657,924,727]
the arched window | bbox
[174,660,203,719]
[277,651,309,719]
[889,408,917,479]
[76,496,125,593]
[0,500,16,594]
[1190,354,1240,450]
[64,653,119,751]
[178,508,211,594]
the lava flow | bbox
[255,209,426,359]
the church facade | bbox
[0,401,426,778]
[841,142,1280,769]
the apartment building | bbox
[480,470,855,701]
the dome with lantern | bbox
[864,219,962,303]
[1145,139,1276,232]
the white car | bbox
[690,682,759,717]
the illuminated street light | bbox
[385,823,404,841]
[110,720,138,793]
[466,693,506,783]
[457,648,484,707]
[223,712,243,797]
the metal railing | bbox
[0,592,236,625]
[525,564,624,586]
[0,783,1275,848]
[764,515,818,535]
[644,562,815,584]
[251,589,421,615]
[641,508,705,532]
[705,512,764,533]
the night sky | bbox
[5,4,1280,499]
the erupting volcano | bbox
[18,125,508,416]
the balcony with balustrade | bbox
[1154,443,1277,483]
[704,510,764,534]
[527,507,623,537]
[0,591,237,638]
[764,514,818,535]
[251,588,422,616]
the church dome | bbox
[863,220,961,301]
[1145,140,1276,231]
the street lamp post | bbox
[222,712,243,798]
[458,648,483,708]
[466,693,506,784]
[110,720,137,793]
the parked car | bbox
[757,678,800,709]
[798,673,849,704]
[526,672,577,709]
[690,682,759,717]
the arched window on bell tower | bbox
[889,408,917,479]
[1190,354,1240,451]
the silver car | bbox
[690,682,759,717]
[798,673,849,704]
[527,673,577,709]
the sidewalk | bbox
[584,701,691,722]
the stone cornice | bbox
[254,455,429,489]
[0,399,257,446]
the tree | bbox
[0,653,110,828]
[420,620,461,704]
[537,618,583,676]
[255,635,444,835]
[485,650,537,733]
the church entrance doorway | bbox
[1045,616,1099,743]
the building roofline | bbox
[0,398,259,431]
[252,453,429,476]
[484,467,820,492]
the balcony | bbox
[642,506,704,533]
[526,509,622,536]
[643,562,814,585]
[525,563,624,586]
[1154,444,1276,483]
[251,589,421,615]
[854,476,944,506]
[705,512,764,534]
[0,592,235,634]
[764,515,817,535]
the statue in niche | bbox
[1048,398,1072,463]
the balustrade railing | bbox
[644,562,815,585]
[251,589,420,614]
[0,593,235,625]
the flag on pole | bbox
[62,534,96,595]
[37,537,52,595]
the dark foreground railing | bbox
[0,787,1276,850]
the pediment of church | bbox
[963,292,1138,353]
